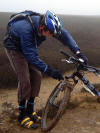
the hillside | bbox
[0,73,100,133]
[0,12,100,87]
[1,13,100,133]
[0,12,12,45]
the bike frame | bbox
[41,50,100,132]
[60,50,100,97]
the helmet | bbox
[44,10,63,35]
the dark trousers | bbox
[5,48,42,103]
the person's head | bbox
[39,10,63,37]
[39,24,53,37]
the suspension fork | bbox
[75,72,89,85]
[75,72,100,96]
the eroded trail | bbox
[0,73,100,133]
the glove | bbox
[76,52,88,65]
[45,66,64,80]
[50,69,64,80]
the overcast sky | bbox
[0,0,100,15]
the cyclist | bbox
[4,10,88,129]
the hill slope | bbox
[0,13,100,87]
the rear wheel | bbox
[41,81,72,132]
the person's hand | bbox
[45,66,64,80]
[50,69,64,80]
[76,52,88,65]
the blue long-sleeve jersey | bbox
[4,15,80,73]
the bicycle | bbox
[41,50,100,132]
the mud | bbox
[0,73,100,133]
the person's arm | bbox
[20,30,63,79]
[20,30,48,72]
[55,28,88,64]
[56,28,80,54]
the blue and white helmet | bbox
[44,10,63,35]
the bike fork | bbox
[76,72,100,97]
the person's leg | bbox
[29,64,42,98]
[5,49,38,128]
[26,65,42,114]
[18,99,26,122]
[26,97,35,115]
[26,64,42,123]
[5,49,32,101]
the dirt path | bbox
[0,72,100,133]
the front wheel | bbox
[41,81,73,132]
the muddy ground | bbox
[0,72,100,133]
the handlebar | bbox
[60,50,100,97]
[60,50,72,58]
[60,49,100,74]
[60,50,85,66]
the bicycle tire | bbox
[41,81,72,132]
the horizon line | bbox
[0,11,100,16]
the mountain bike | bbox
[41,50,100,132]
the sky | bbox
[0,0,100,15]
